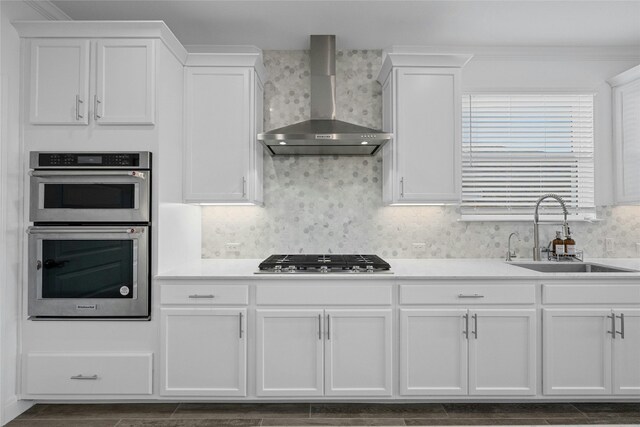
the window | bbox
[461,93,595,220]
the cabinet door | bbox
[394,67,460,203]
[400,309,467,396]
[613,309,640,395]
[469,309,536,395]
[543,309,612,395]
[184,67,251,203]
[256,309,324,397]
[381,74,395,205]
[29,39,90,125]
[95,39,155,124]
[613,79,640,204]
[251,74,264,204]
[161,308,246,396]
[325,309,392,396]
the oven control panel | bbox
[32,152,151,169]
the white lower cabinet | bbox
[400,309,536,396]
[161,308,247,396]
[544,308,640,396]
[256,309,393,397]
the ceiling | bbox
[50,0,640,50]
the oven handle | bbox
[30,170,147,179]
[27,226,145,235]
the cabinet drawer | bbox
[543,284,640,304]
[257,284,392,305]
[400,283,535,305]
[161,284,248,305]
[24,353,152,395]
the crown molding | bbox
[12,20,188,64]
[23,1,71,20]
[607,64,640,87]
[185,48,267,82]
[384,45,640,62]
[377,49,474,83]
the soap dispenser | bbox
[553,231,565,256]
[564,227,576,256]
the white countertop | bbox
[156,258,640,280]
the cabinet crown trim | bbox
[12,20,188,64]
[608,64,640,87]
[377,50,473,83]
[185,53,267,81]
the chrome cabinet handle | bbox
[472,313,478,339]
[400,177,404,198]
[327,314,331,340]
[458,294,485,299]
[616,313,625,339]
[188,294,215,299]
[607,314,616,339]
[75,95,84,120]
[239,312,244,339]
[463,313,469,339]
[70,374,97,380]
[318,314,322,340]
[94,95,101,120]
[242,176,247,198]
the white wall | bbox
[0,1,60,424]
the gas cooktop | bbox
[257,254,392,274]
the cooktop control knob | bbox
[319,266,329,273]
[287,265,297,273]
[351,266,361,273]
[366,265,374,273]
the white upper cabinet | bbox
[609,65,640,205]
[95,39,155,124]
[29,39,90,125]
[184,59,265,205]
[378,50,472,205]
[28,38,156,126]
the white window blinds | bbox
[461,93,595,220]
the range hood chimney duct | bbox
[257,35,392,156]
[310,35,337,120]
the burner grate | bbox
[258,254,390,273]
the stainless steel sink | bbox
[511,262,637,273]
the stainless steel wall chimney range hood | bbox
[258,35,392,156]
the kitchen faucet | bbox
[506,232,520,261]
[533,194,569,261]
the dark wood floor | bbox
[8,402,640,426]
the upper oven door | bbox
[30,170,150,223]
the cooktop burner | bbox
[257,254,392,274]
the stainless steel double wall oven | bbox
[27,152,151,319]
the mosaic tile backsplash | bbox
[201,50,640,259]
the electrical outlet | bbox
[412,242,427,253]
[605,238,614,253]
[225,242,240,251]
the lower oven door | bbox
[27,226,149,318]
